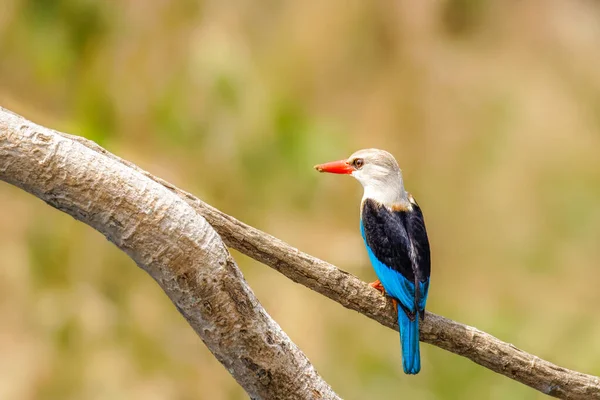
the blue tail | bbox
[398,309,420,374]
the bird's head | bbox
[315,148,407,205]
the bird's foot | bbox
[369,279,385,294]
[369,280,398,310]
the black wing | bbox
[362,198,414,282]
[362,197,431,316]
[405,196,431,284]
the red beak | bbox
[314,159,354,175]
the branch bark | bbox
[1,106,599,399]
[0,107,339,400]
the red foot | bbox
[369,280,399,311]
[369,279,385,293]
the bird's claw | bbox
[369,279,385,294]
[369,280,398,310]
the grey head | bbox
[347,148,408,206]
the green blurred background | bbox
[1,1,600,399]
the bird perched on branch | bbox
[315,149,431,374]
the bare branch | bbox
[184,205,600,400]
[1,106,599,399]
[0,107,339,400]
[172,189,600,400]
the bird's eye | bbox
[353,158,364,169]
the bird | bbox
[314,148,431,374]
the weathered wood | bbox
[0,107,339,400]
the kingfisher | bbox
[315,148,431,374]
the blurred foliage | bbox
[1,0,600,399]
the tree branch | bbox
[0,107,339,400]
[1,106,599,399]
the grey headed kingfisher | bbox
[315,148,431,374]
